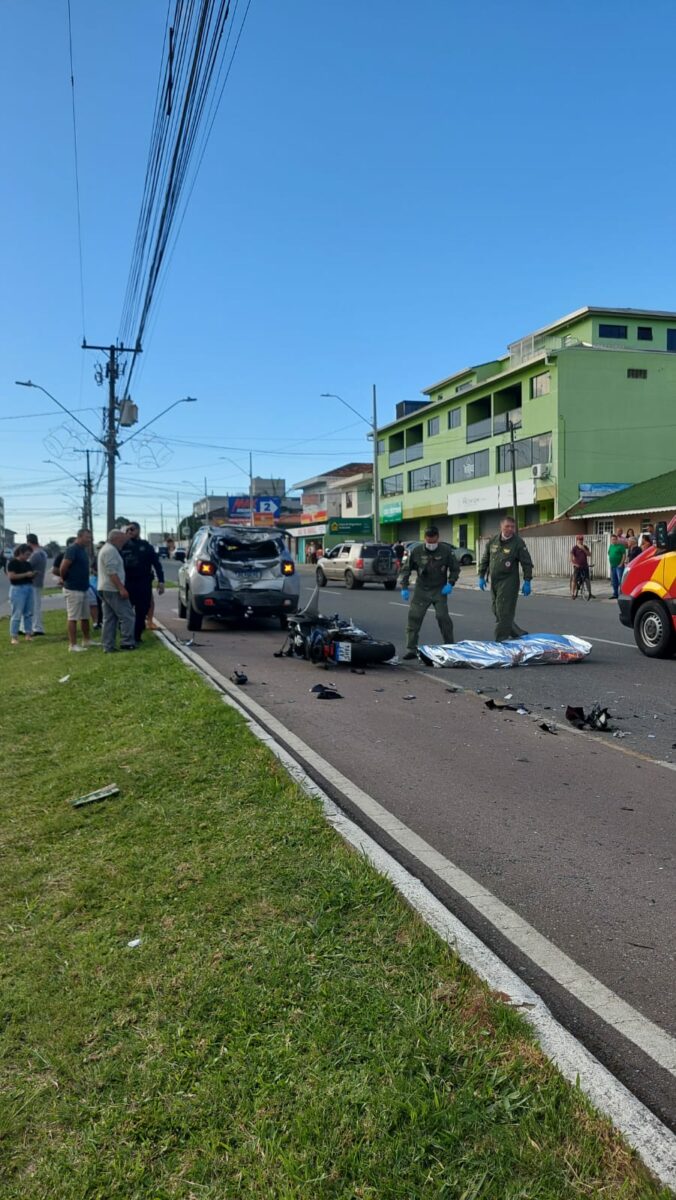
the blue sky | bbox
[2,0,675,542]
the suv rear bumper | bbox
[193,588,298,618]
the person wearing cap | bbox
[569,533,593,599]
[478,514,533,640]
[397,525,459,659]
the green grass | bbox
[0,611,670,1199]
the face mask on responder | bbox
[424,541,438,551]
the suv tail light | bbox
[355,558,364,569]
[197,559,216,576]
[282,561,295,576]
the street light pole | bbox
[508,419,519,533]
[320,391,380,537]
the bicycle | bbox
[572,563,593,600]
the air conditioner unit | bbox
[531,463,550,480]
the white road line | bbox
[157,627,676,1191]
[587,636,636,648]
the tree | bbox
[114,516,131,529]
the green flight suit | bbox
[478,533,533,641]
[398,542,460,650]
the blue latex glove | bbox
[522,580,532,597]
[400,588,410,602]
[478,577,487,591]
[441,583,453,596]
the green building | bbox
[377,306,676,550]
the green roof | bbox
[572,468,676,517]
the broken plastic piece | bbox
[230,670,248,685]
[58,674,70,684]
[70,784,120,808]
[539,721,558,734]
[127,938,142,948]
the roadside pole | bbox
[372,384,380,539]
[508,418,519,534]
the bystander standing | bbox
[608,534,626,599]
[60,529,93,652]
[7,545,36,644]
[23,533,47,635]
[98,530,136,652]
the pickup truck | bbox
[619,517,676,656]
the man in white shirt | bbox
[97,530,136,652]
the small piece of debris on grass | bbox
[70,784,120,809]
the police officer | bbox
[122,522,165,644]
[478,514,533,641]
[398,525,459,659]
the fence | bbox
[477,533,611,580]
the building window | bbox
[408,463,441,491]
[627,368,648,379]
[530,372,551,398]
[497,433,552,473]
[637,326,653,341]
[599,323,627,339]
[455,381,474,394]
[381,473,404,496]
[448,407,461,429]
[447,449,489,484]
[427,416,440,437]
[345,491,353,509]
[594,519,614,535]
[377,439,386,455]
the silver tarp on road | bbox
[418,633,592,669]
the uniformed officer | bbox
[478,514,533,641]
[122,522,165,644]
[398,525,459,659]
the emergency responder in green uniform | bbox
[398,526,460,659]
[478,514,533,641]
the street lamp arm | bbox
[320,392,371,427]
[120,397,197,446]
[16,380,102,444]
[43,458,83,487]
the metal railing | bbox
[466,417,492,443]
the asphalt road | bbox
[157,568,676,1128]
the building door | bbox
[458,522,468,549]
[667,329,676,352]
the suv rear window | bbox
[210,533,283,563]
[362,544,393,558]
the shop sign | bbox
[381,500,403,523]
[327,517,373,536]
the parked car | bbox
[177,525,300,631]
[619,517,676,656]
[157,546,169,559]
[173,547,186,562]
[402,540,475,566]
[315,542,398,590]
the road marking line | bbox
[157,625,676,1191]
[587,636,636,648]
[157,626,676,1076]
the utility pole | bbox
[176,492,181,539]
[372,384,380,538]
[82,340,140,531]
[249,450,254,527]
[508,419,519,533]
[160,503,164,535]
[84,449,93,536]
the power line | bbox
[66,0,87,341]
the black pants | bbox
[127,579,152,643]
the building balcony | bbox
[493,408,522,435]
[388,449,405,467]
[466,417,492,443]
[405,443,424,462]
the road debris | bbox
[538,721,558,734]
[484,698,529,714]
[310,683,342,700]
[70,784,120,809]
[565,703,613,732]
[230,669,248,685]
[402,694,416,701]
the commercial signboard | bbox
[227,495,282,520]
[447,479,535,514]
[579,483,631,502]
[326,517,373,536]
[381,500,403,523]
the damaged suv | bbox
[177,525,300,631]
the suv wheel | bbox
[316,567,327,587]
[633,599,675,657]
[178,592,187,618]
[460,553,473,566]
[345,570,362,589]
[186,592,203,632]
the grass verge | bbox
[0,611,670,1199]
